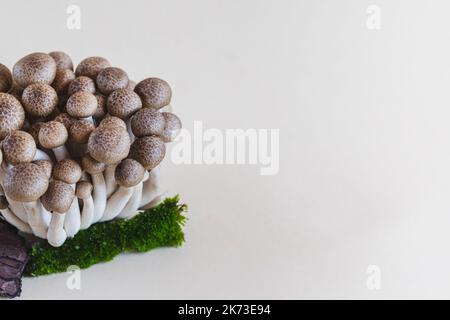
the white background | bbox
[1,0,450,299]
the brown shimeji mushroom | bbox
[41,180,74,247]
[52,159,82,237]
[75,56,111,79]
[118,170,149,219]
[33,159,53,179]
[96,67,129,95]
[76,181,94,230]
[93,94,107,120]
[130,108,165,137]
[160,112,182,143]
[107,88,142,120]
[67,76,96,96]
[54,112,76,130]
[2,130,50,165]
[0,63,12,93]
[0,93,25,140]
[65,91,97,123]
[38,121,70,161]
[21,83,58,118]
[49,51,74,71]
[134,77,172,109]
[51,69,76,95]
[13,52,57,88]
[81,154,107,223]
[129,135,166,170]
[3,163,49,239]
[0,195,32,233]
[101,159,145,222]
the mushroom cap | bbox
[96,67,129,95]
[127,80,136,91]
[38,121,68,149]
[13,52,57,88]
[53,159,82,184]
[129,135,166,170]
[54,112,75,130]
[0,93,25,139]
[115,158,145,188]
[65,91,97,118]
[22,83,58,117]
[67,76,96,96]
[2,130,37,164]
[75,56,111,79]
[3,162,49,202]
[33,159,53,178]
[107,88,142,119]
[49,51,74,71]
[0,63,12,93]
[7,82,24,100]
[51,68,75,94]
[75,181,93,199]
[27,122,44,146]
[81,154,106,174]
[93,94,107,119]
[0,195,8,210]
[134,78,172,109]
[130,108,165,137]
[69,119,95,144]
[41,180,74,213]
[98,115,127,130]
[160,112,182,142]
[88,126,131,164]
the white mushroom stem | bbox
[139,167,162,208]
[53,145,70,161]
[118,171,149,219]
[47,213,67,247]
[126,118,135,142]
[91,173,107,223]
[105,163,118,198]
[23,201,49,239]
[0,207,33,233]
[34,149,51,161]
[64,184,81,237]
[100,187,134,222]
[141,190,168,210]
[4,196,28,223]
[80,195,94,230]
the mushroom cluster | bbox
[0,52,181,247]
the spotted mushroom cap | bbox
[87,126,131,165]
[75,181,93,200]
[49,51,74,71]
[81,154,106,174]
[2,130,36,164]
[41,180,74,213]
[130,108,165,137]
[65,91,97,118]
[93,94,107,119]
[98,115,127,130]
[21,83,58,117]
[0,63,12,93]
[134,77,172,109]
[38,121,68,149]
[160,112,182,142]
[68,76,96,96]
[69,119,95,144]
[96,67,129,95]
[13,53,57,88]
[54,112,75,130]
[3,162,49,202]
[52,68,76,94]
[129,135,166,170]
[0,93,25,139]
[107,88,142,119]
[52,159,82,184]
[75,56,111,79]
[33,159,53,179]
[115,159,145,188]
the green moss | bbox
[25,196,187,277]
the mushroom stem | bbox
[105,163,118,198]
[3,195,28,223]
[53,145,70,161]
[139,167,162,208]
[126,118,135,142]
[23,201,49,239]
[80,195,94,229]
[118,171,149,219]
[141,190,168,210]
[0,207,33,233]
[91,173,107,222]
[47,213,67,247]
[100,187,134,222]
[64,184,81,237]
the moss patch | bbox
[25,196,187,277]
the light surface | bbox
[1,0,450,299]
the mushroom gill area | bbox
[0,52,183,250]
